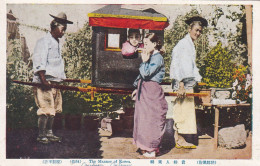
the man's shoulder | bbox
[178,36,189,45]
[36,33,50,45]
[173,38,187,51]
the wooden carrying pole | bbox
[64,79,92,84]
[63,78,206,86]
[13,80,209,98]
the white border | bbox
[1,0,260,165]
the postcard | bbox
[1,0,260,166]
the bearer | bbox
[32,12,73,144]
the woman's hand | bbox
[136,48,144,52]
[131,89,137,101]
[140,49,150,62]
[177,82,186,99]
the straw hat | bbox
[49,12,73,24]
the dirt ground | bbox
[99,129,252,159]
[6,128,102,159]
[6,123,252,159]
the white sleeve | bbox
[32,38,48,73]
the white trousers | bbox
[172,89,197,134]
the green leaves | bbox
[7,39,37,129]
[63,22,92,80]
[201,41,234,88]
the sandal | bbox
[136,148,146,155]
[143,151,156,158]
[175,143,196,149]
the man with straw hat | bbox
[32,12,73,144]
[169,16,208,149]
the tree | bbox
[210,5,247,66]
[63,22,92,80]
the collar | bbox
[46,31,52,38]
[47,31,59,43]
[151,50,160,57]
[185,33,193,43]
[185,33,195,50]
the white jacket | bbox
[170,33,202,82]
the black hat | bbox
[49,12,73,24]
[185,16,208,27]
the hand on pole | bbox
[38,70,51,90]
[131,89,137,101]
[177,82,186,99]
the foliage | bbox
[201,41,234,88]
[231,65,252,103]
[63,22,92,80]
[122,95,135,108]
[6,39,37,129]
[73,92,122,115]
[227,7,248,66]
[210,5,247,66]
[62,91,85,115]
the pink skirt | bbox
[133,80,168,152]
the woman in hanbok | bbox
[132,33,168,158]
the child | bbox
[121,29,144,59]
[132,33,168,158]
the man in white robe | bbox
[169,16,208,148]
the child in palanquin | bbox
[121,29,144,59]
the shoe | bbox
[46,130,61,142]
[143,151,156,158]
[37,137,49,144]
[175,142,196,149]
[47,135,61,142]
[136,148,146,155]
[46,116,61,142]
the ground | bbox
[99,128,252,159]
[6,123,252,159]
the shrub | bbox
[201,41,234,88]
[6,39,37,129]
[231,65,252,103]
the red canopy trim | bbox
[89,17,169,30]
[88,13,168,22]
